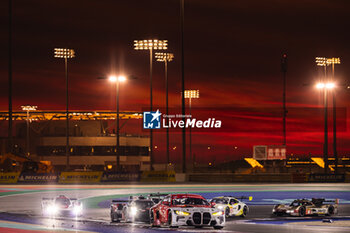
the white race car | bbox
[41,195,83,217]
[210,196,252,217]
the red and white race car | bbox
[41,195,83,217]
[150,194,225,229]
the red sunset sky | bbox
[0,0,350,163]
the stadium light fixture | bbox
[54,48,75,171]
[155,52,174,166]
[134,39,168,170]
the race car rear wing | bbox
[312,198,339,205]
[235,196,253,201]
[111,200,129,203]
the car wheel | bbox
[241,206,248,217]
[150,210,154,224]
[327,205,335,216]
[225,207,230,218]
[168,211,178,228]
[214,226,224,229]
[299,207,306,217]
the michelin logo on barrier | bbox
[143,110,162,129]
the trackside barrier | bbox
[0,172,20,183]
[308,173,345,182]
[188,173,292,183]
[101,172,140,182]
[18,173,58,183]
[291,173,307,183]
[141,170,176,182]
[58,171,103,184]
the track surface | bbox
[0,184,349,233]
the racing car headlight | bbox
[130,207,137,216]
[217,205,224,209]
[175,210,190,216]
[73,205,82,215]
[212,211,224,216]
[286,210,293,213]
[46,205,58,215]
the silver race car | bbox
[210,196,252,217]
[41,195,83,217]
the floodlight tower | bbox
[109,75,126,169]
[134,39,168,170]
[155,52,174,166]
[21,105,37,157]
[327,57,341,174]
[54,48,75,170]
[184,90,199,168]
[315,57,333,174]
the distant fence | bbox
[0,171,349,183]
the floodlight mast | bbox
[54,48,75,171]
[184,90,199,171]
[155,52,174,167]
[21,105,37,157]
[134,40,168,170]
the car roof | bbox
[170,194,205,199]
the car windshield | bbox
[211,198,228,204]
[290,201,302,207]
[135,201,154,209]
[55,198,71,206]
[172,197,209,206]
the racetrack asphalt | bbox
[0,183,349,233]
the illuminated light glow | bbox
[109,76,117,82]
[184,90,199,99]
[316,82,335,89]
[212,211,224,216]
[134,39,168,50]
[316,83,325,89]
[45,204,58,215]
[315,56,341,66]
[130,206,137,216]
[155,52,174,62]
[54,48,75,58]
[21,105,37,111]
[326,82,335,89]
[175,210,190,216]
[108,75,126,83]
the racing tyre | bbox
[150,211,154,224]
[299,206,306,217]
[225,207,230,218]
[326,205,335,216]
[240,206,248,217]
[214,226,224,229]
[168,211,178,228]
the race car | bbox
[150,194,225,229]
[210,196,252,218]
[272,198,338,217]
[110,196,154,222]
[147,193,168,204]
[41,195,83,217]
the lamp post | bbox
[54,48,75,171]
[155,52,174,166]
[134,39,168,170]
[108,75,126,170]
[21,105,37,157]
[327,58,341,175]
[184,90,199,169]
[281,53,287,146]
